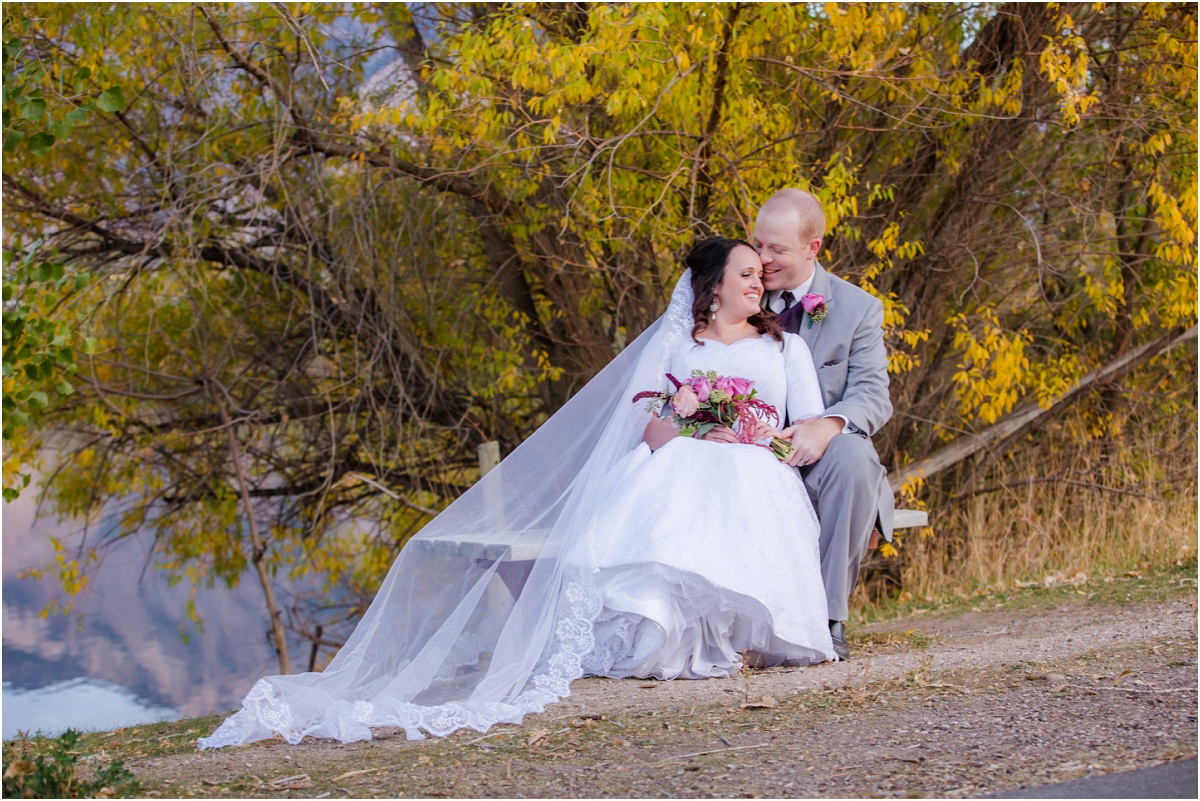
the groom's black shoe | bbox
[829,620,849,660]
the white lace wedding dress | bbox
[575,332,835,678]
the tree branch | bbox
[891,324,1198,492]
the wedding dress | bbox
[576,333,834,679]
[199,271,832,749]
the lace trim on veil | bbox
[199,575,603,745]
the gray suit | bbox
[782,263,894,621]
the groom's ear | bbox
[807,238,822,259]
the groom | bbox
[755,188,894,660]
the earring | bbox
[709,299,719,312]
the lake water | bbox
[2,487,309,739]
[2,679,181,740]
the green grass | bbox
[4,715,227,764]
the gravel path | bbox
[131,586,1198,798]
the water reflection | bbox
[2,487,309,738]
[2,679,180,739]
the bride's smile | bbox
[710,246,767,325]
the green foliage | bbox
[1,14,111,158]
[2,12,115,499]
[2,249,78,424]
[0,245,87,500]
[2,729,140,798]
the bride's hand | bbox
[699,425,739,444]
[751,419,785,440]
[643,415,679,451]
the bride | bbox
[200,237,833,749]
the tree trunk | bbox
[211,382,292,675]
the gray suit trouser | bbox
[800,433,887,622]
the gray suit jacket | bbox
[789,262,896,538]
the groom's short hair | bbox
[760,188,826,245]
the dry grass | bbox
[857,409,1197,610]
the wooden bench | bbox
[410,509,929,598]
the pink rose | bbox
[729,376,753,396]
[715,375,753,397]
[671,384,700,417]
[800,293,826,313]
[688,375,712,402]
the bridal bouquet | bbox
[633,370,794,460]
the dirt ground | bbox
[87,574,1198,798]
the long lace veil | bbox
[199,271,696,747]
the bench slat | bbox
[893,509,928,529]
[410,528,549,562]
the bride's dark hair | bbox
[686,237,782,344]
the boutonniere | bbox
[801,293,827,328]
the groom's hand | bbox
[781,417,842,468]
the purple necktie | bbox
[776,290,803,333]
